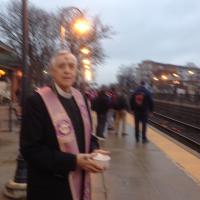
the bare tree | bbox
[186,62,198,68]
[0,0,60,87]
[58,8,113,65]
[0,0,113,87]
[117,64,137,90]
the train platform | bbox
[92,114,200,200]
[0,114,200,200]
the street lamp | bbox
[60,7,92,50]
[84,64,90,70]
[161,75,168,80]
[188,70,194,75]
[0,69,6,77]
[60,7,93,87]
[172,73,179,78]
[84,69,92,82]
[153,77,159,81]
[72,18,92,35]
[82,58,91,65]
[80,47,90,55]
[43,70,48,74]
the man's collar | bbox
[54,83,72,99]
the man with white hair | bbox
[20,50,108,200]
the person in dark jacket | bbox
[20,50,108,200]
[114,90,129,136]
[91,86,110,139]
[107,87,117,130]
[130,81,154,143]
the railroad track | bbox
[149,112,200,153]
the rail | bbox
[149,112,200,153]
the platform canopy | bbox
[0,41,19,70]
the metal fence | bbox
[0,99,20,132]
[153,93,200,106]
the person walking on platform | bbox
[114,90,129,136]
[91,86,110,140]
[130,81,154,143]
[20,50,108,200]
[107,86,117,130]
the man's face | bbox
[50,53,77,91]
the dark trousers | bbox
[134,114,148,141]
[96,113,107,137]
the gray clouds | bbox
[1,0,200,84]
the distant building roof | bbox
[0,41,13,53]
[0,41,19,69]
[142,60,199,71]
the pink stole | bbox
[37,86,92,200]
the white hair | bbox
[49,50,77,69]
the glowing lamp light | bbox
[0,69,6,77]
[82,59,91,65]
[43,70,48,74]
[153,77,159,81]
[84,69,92,82]
[73,18,91,35]
[80,47,90,55]
[161,75,168,80]
[84,64,90,70]
[188,70,194,75]
[172,73,179,77]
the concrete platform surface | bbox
[100,125,200,200]
[1,119,200,200]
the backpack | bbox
[135,92,145,107]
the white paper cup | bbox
[92,153,111,169]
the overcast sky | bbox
[1,0,200,85]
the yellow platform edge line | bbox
[127,113,200,184]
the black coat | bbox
[91,93,110,114]
[20,92,98,200]
[130,86,154,115]
[114,95,128,111]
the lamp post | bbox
[3,0,28,199]
[21,0,29,107]
[80,47,90,55]
[60,7,92,51]
[60,7,92,88]
[14,0,29,184]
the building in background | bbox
[0,41,21,103]
[136,60,200,94]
